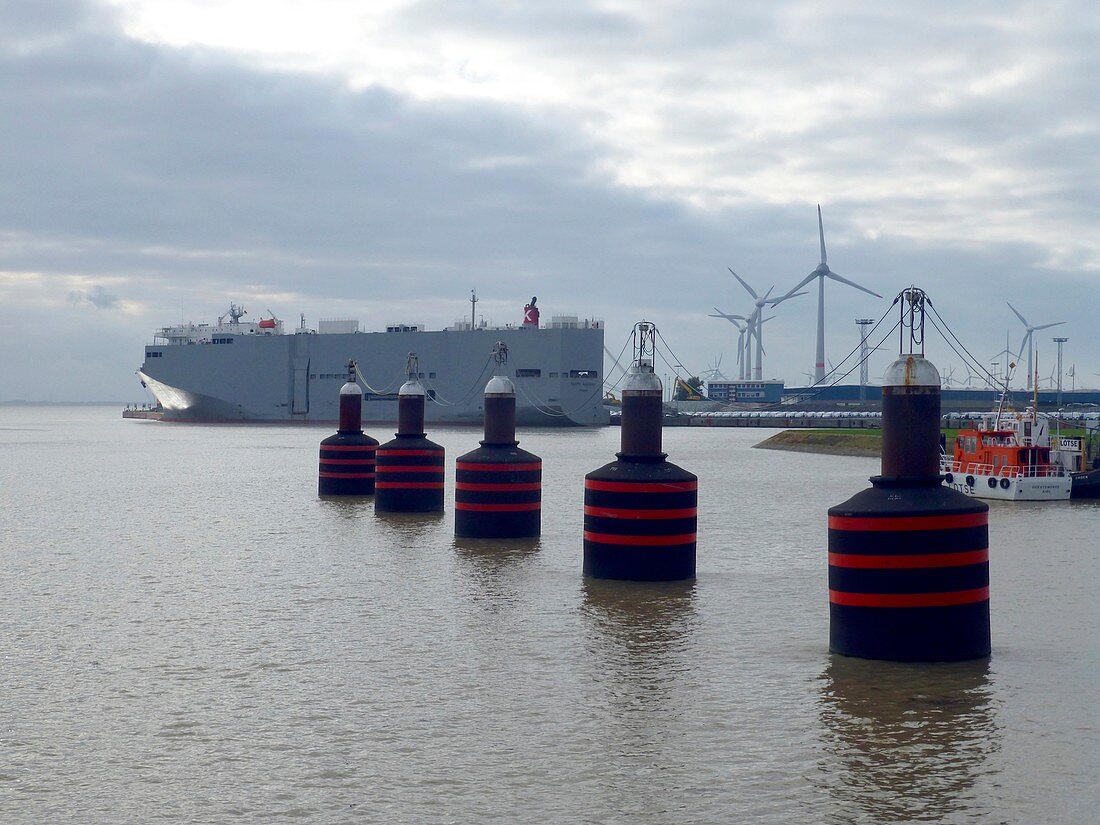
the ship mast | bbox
[995,359,1016,423]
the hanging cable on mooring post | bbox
[455,342,542,539]
[828,287,991,661]
[582,321,698,581]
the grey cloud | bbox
[1,0,1098,401]
[0,0,729,302]
[68,284,120,309]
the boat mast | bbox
[995,361,1014,423]
[1032,355,1039,420]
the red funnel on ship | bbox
[522,296,540,327]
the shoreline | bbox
[754,429,881,457]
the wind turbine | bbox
[708,309,749,379]
[963,364,975,388]
[728,267,804,381]
[1042,363,1058,389]
[1007,302,1065,391]
[783,205,882,383]
[990,336,1017,390]
[702,355,728,382]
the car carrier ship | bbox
[135,299,609,426]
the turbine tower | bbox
[1007,302,1066,391]
[783,205,882,383]
[728,268,803,381]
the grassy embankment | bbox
[755,427,1089,457]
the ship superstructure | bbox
[137,302,609,426]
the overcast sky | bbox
[2,0,1097,401]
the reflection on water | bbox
[582,579,697,648]
[817,655,1000,823]
[453,536,542,561]
[581,579,698,719]
[317,496,375,521]
[371,509,445,542]
[452,537,541,611]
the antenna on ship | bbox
[218,303,248,326]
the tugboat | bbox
[941,409,1072,501]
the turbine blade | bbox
[826,269,883,299]
[784,272,819,298]
[1006,302,1029,326]
[728,267,758,300]
[818,204,827,265]
[1032,321,1066,331]
[708,308,748,325]
[770,290,807,305]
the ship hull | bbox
[941,461,1071,501]
[138,326,609,427]
[1071,469,1100,499]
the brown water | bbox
[1,407,1097,823]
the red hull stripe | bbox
[379,449,444,457]
[584,505,697,520]
[457,462,542,472]
[829,587,990,608]
[456,482,542,492]
[319,472,374,479]
[375,481,445,489]
[584,479,697,493]
[828,512,987,532]
[320,445,377,452]
[829,549,988,569]
[320,458,376,466]
[455,502,541,512]
[376,465,444,473]
[583,530,696,546]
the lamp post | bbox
[1053,337,1068,408]
[856,318,875,405]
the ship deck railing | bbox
[942,459,1068,479]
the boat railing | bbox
[942,458,1067,479]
